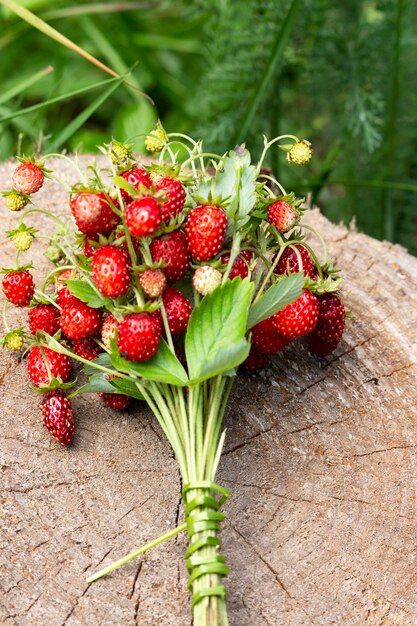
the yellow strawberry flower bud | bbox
[286,140,313,165]
[145,124,168,153]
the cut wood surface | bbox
[1,156,416,626]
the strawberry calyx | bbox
[31,376,77,394]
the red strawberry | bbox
[27,346,71,387]
[28,304,60,335]
[267,201,298,233]
[72,337,101,361]
[92,245,131,297]
[83,234,99,258]
[251,317,290,354]
[150,230,190,282]
[39,390,75,445]
[101,313,119,350]
[56,287,79,309]
[125,197,162,238]
[305,333,341,358]
[70,192,119,236]
[12,162,44,195]
[101,393,130,410]
[154,176,186,223]
[139,269,166,298]
[221,250,253,280]
[273,290,319,339]
[60,301,102,339]
[162,286,192,335]
[2,270,35,307]
[117,312,161,362]
[274,244,316,278]
[119,166,152,202]
[185,205,227,261]
[242,346,268,372]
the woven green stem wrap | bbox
[183,482,230,626]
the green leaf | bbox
[185,277,254,384]
[67,279,111,309]
[72,372,116,396]
[82,352,114,376]
[247,273,304,329]
[111,378,144,400]
[110,338,189,386]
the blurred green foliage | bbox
[0,0,416,253]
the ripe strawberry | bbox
[125,197,162,238]
[312,293,345,342]
[55,270,79,308]
[273,290,319,339]
[150,230,190,282]
[119,166,152,202]
[101,393,130,410]
[305,333,341,358]
[101,313,119,350]
[83,234,99,258]
[267,201,298,233]
[192,265,222,295]
[28,304,60,336]
[162,287,192,334]
[251,317,290,354]
[242,346,268,372]
[139,269,166,298]
[185,205,227,261]
[117,312,161,362]
[39,390,75,445]
[12,162,44,195]
[274,244,316,278]
[92,245,131,297]
[72,337,101,361]
[60,301,102,339]
[27,346,71,387]
[154,176,186,223]
[221,250,253,280]
[2,270,35,307]
[70,192,119,236]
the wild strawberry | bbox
[70,192,119,236]
[267,201,299,233]
[101,393,130,410]
[251,317,290,354]
[2,270,35,307]
[72,337,101,361]
[39,390,75,445]
[125,197,162,238]
[242,346,268,372]
[154,177,186,223]
[110,139,132,166]
[185,205,228,261]
[12,161,44,194]
[162,287,192,335]
[192,266,222,296]
[92,245,131,297]
[220,251,253,280]
[60,301,102,339]
[27,346,71,387]
[145,124,168,153]
[28,304,60,336]
[287,140,312,165]
[3,330,24,351]
[83,234,99,258]
[139,269,166,298]
[150,230,190,282]
[274,244,316,278]
[305,333,341,358]
[101,313,119,350]
[55,270,79,309]
[273,290,319,339]
[312,293,345,342]
[3,189,30,211]
[10,225,35,251]
[119,166,152,202]
[117,312,161,362]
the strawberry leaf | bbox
[109,338,189,386]
[185,277,254,384]
[67,279,113,309]
[247,272,304,329]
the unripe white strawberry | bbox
[193,266,222,296]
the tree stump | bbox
[1,157,416,626]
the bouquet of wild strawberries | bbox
[1,126,345,625]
